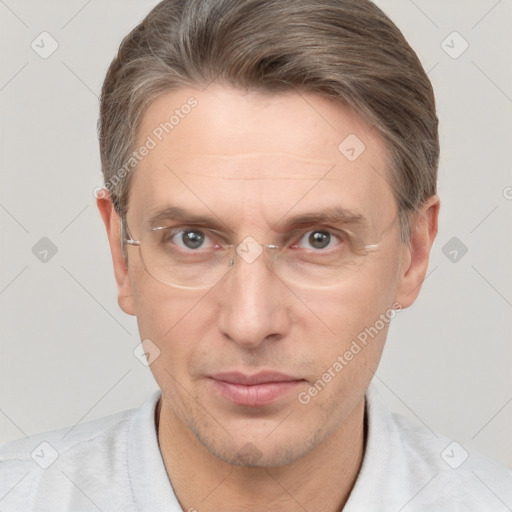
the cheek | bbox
[130,267,221,371]
[294,256,400,382]
[130,271,193,349]
[295,293,395,423]
[129,256,195,337]
[297,261,398,341]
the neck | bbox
[156,397,367,512]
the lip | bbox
[208,371,306,407]
[210,371,302,385]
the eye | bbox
[176,229,206,249]
[163,228,220,251]
[293,229,342,251]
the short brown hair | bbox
[98,0,439,243]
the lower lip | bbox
[209,378,305,407]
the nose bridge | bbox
[217,239,288,348]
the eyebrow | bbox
[145,206,367,232]
[275,207,366,231]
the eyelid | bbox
[151,225,225,235]
[150,225,355,246]
[151,225,233,247]
[288,225,355,241]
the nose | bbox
[216,241,291,349]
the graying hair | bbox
[98,0,439,244]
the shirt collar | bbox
[343,382,416,511]
[127,383,409,511]
[127,389,183,512]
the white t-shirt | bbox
[1,384,511,511]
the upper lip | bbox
[209,371,303,386]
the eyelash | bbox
[159,226,349,252]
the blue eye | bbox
[295,230,340,251]
[175,229,206,249]
[164,228,226,252]
[307,231,331,249]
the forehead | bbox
[128,85,396,226]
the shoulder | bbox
[0,406,133,462]
[0,404,137,511]
[393,408,512,501]
[0,405,134,471]
[349,385,512,511]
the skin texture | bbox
[98,84,440,511]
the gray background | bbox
[1,0,511,470]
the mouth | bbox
[207,371,306,407]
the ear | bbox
[394,195,440,308]
[96,192,136,316]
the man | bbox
[1,0,511,510]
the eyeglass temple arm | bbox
[120,217,141,246]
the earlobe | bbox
[394,195,440,309]
[96,192,136,316]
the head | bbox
[97,0,439,467]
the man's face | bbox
[119,85,409,466]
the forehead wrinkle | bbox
[156,153,339,180]
[170,151,335,164]
[168,173,334,181]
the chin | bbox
[191,423,322,468]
